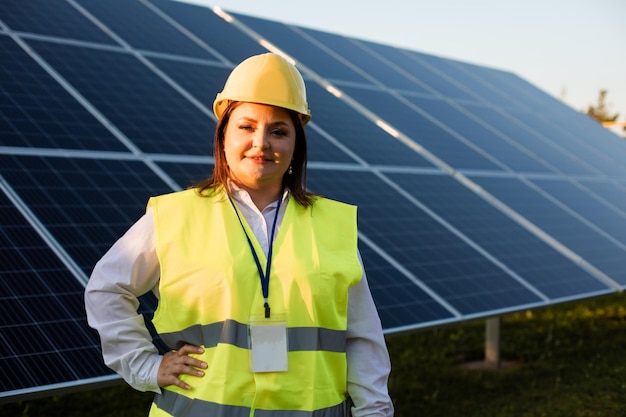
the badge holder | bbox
[249,314,288,373]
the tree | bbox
[585,89,619,123]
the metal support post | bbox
[485,317,501,369]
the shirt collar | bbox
[227,180,290,212]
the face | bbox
[223,102,296,193]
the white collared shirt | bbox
[85,186,394,417]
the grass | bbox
[4,292,626,416]
[388,292,626,416]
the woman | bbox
[85,53,393,417]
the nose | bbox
[252,130,270,150]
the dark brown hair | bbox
[193,101,316,207]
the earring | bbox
[288,165,293,175]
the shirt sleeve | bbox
[346,252,395,417]
[84,209,163,393]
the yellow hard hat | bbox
[213,53,311,125]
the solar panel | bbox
[78,0,216,60]
[0,188,111,395]
[528,177,626,245]
[308,169,546,317]
[339,85,505,171]
[399,96,553,173]
[233,13,376,86]
[386,173,613,299]
[578,179,626,211]
[470,176,626,285]
[360,40,475,99]
[27,39,216,155]
[0,36,125,151]
[305,82,434,167]
[1,0,625,402]
[0,0,117,45]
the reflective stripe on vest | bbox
[147,188,361,415]
[160,319,346,352]
[152,390,352,417]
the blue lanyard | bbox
[228,191,284,319]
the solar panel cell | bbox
[389,172,612,299]
[356,40,458,98]
[0,155,173,274]
[157,161,213,189]
[358,245,455,330]
[148,57,230,112]
[1,0,116,45]
[27,39,215,155]
[75,0,214,59]
[299,27,430,93]
[149,0,268,64]
[401,96,553,173]
[472,175,626,285]
[530,178,626,245]
[0,36,126,151]
[511,110,625,177]
[409,51,525,110]
[0,192,110,394]
[308,170,543,315]
[460,104,601,176]
[232,13,375,86]
[340,85,505,171]
[306,83,434,166]
[579,180,626,212]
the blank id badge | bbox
[249,314,288,373]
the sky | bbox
[182,0,626,121]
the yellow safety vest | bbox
[146,188,362,417]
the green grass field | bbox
[4,292,626,416]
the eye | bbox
[238,124,254,132]
[270,128,288,137]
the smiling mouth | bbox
[247,155,271,163]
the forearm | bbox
[84,211,163,392]
[346,268,394,417]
